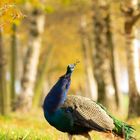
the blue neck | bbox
[43,74,71,113]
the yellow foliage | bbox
[0,0,25,32]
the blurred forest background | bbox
[0,0,140,139]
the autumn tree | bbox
[10,23,17,110]
[80,16,97,100]
[18,8,45,111]
[121,0,140,118]
[0,29,10,115]
[92,0,119,110]
[106,7,121,109]
[0,1,25,114]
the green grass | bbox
[0,110,139,140]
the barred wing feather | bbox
[62,95,115,131]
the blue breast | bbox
[44,109,73,132]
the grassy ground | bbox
[0,110,139,140]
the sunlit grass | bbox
[0,109,139,140]
[128,118,140,140]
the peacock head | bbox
[66,60,80,75]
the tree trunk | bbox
[0,29,10,115]
[18,9,45,111]
[33,45,53,107]
[80,17,97,100]
[92,1,116,110]
[106,13,121,110]
[126,35,140,118]
[122,0,140,118]
[11,23,17,110]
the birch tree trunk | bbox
[0,29,10,115]
[122,0,140,118]
[80,17,97,100]
[92,0,116,110]
[18,9,45,111]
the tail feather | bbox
[112,116,135,140]
[97,103,135,140]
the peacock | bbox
[43,63,135,140]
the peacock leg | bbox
[83,133,92,140]
[68,134,72,140]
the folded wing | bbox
[61,95,115,132]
